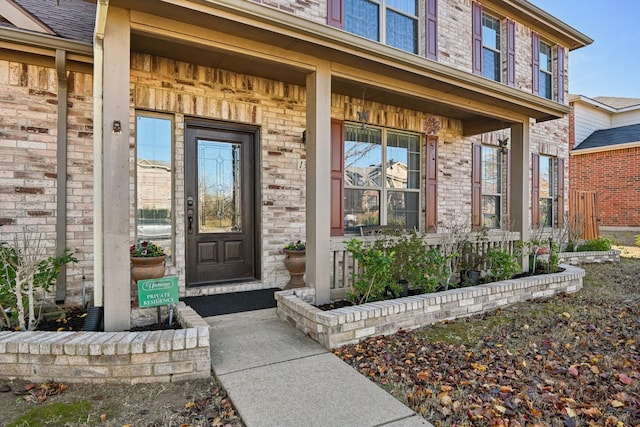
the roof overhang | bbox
[569,94,640,113]
[0,26,93,63]
[491,0,593,50]
[0,0,54,35]
[102,0,577,135]
[571,141,640,155]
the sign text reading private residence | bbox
[137,276,179,308]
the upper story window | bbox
[481,13,501,82]
[472,2,515,86]
[343,124,421,233]
[532,33,565,102]
[344,0,418,54]
[539,41,553,99]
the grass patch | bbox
[7,400,92,426]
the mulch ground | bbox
[35,306,180,332]
[336,259,640,426]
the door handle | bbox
[187,196,194,234]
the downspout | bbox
[55,49,67,303]
[93,0,108,308]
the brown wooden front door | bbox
[185,120,259,286]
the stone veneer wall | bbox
[0,303,210,384]
[276,264,585,349]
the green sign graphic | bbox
[137,276,179,308]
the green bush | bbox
[577,237,612,252]
[486,246,521,281]
[346,238,397,304]
[388,231,445,294]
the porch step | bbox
[181,288,278,317]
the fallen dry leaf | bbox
[337,260,640,426]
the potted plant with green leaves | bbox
[282,240,305,289]
[130,241,166,284]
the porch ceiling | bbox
[119,0,570,136]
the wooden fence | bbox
[568,190,599,240]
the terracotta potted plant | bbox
[130,241,167,284]
[282,240,305,289]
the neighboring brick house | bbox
[0,0,591,330]
[569,95,640,227]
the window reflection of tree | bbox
[343,125,420,231]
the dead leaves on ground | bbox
[15,381,69,404]
[336,292,639,426]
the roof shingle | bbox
[574,123,640,151]
[13,0,95,44]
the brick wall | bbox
[0,60,94,304]
[253,0,326,24]
[570,147,640,227]
[0,303,210,384]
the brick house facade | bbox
[569,95,640,227]
[0,0,591,330]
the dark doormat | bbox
[181,288,279,317]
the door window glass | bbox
[198,140,242,233]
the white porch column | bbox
[509,121,530,271]
[102,7,131,331]
[305,62,332,305]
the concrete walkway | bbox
[207,308,433,427]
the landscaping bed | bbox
[276,264,585,350]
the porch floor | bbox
[206,308,433,427]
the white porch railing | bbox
[328,231,522,300]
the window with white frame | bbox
[539,41,553,99]
[343,124,421,232]
[539,155,556,227]
[135,113,174,261]
[344,0,418,54]
[481,146,502,228]
[481,12,501,82]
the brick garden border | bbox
[276,264,585,350]
[557,249,620,265]
[0,302,210,384]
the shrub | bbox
[577,237,612,252]
[388,231,445,294]
[486,246,521,281]
[346,238,397,304]
[0,235,77,331]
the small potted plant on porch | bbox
[282,240,305,289]
[130,241,167,284]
